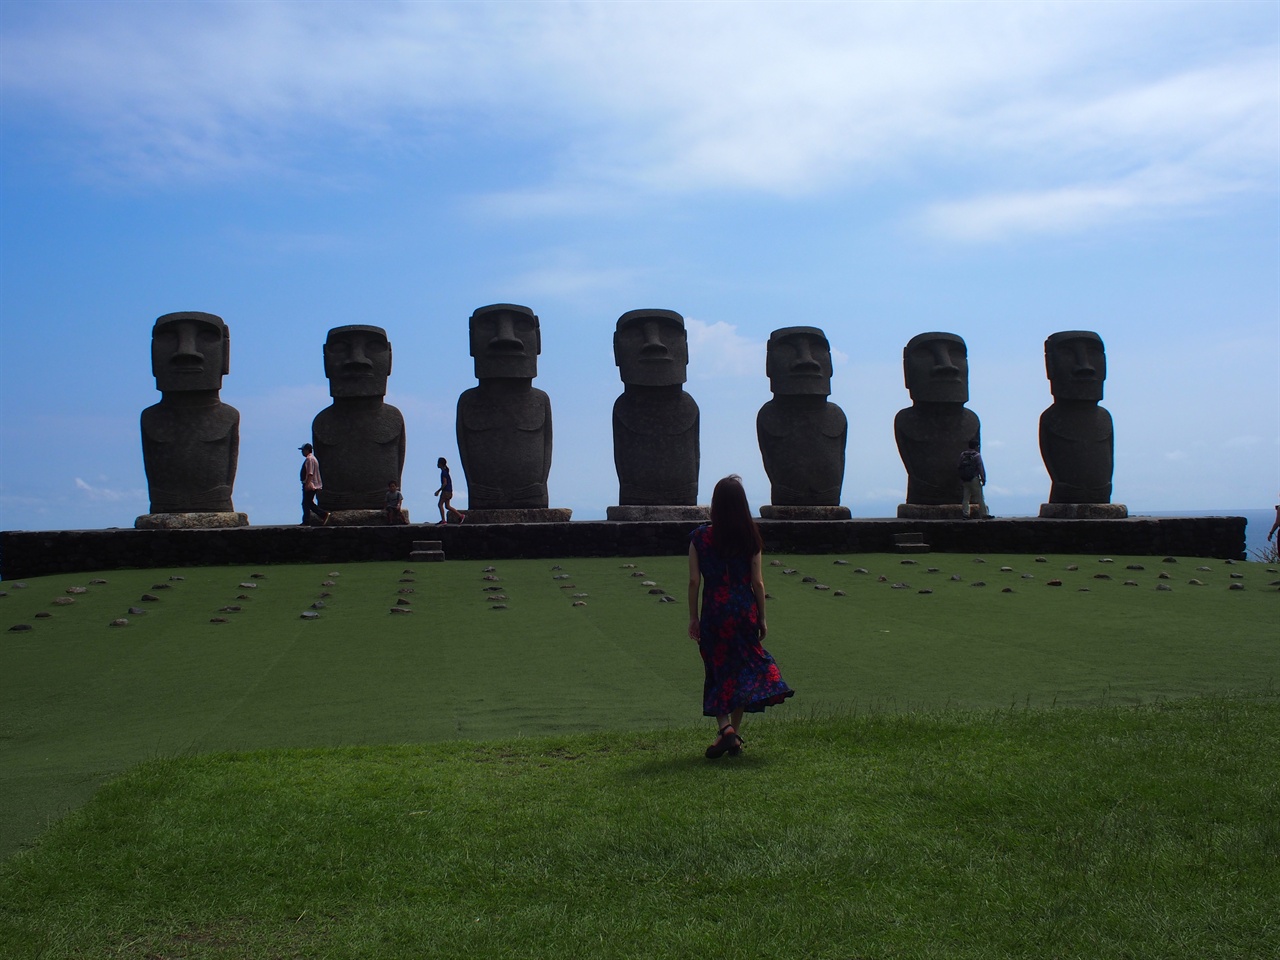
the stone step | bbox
[893,532,925,545]
[409,549,445,563]
[895,542,931,553]
[412,541,443,551]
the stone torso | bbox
[457,382,552,509]
[1039,402,1114,503]
[312,400,406,510]
[613,386,699,505]
[757,397,847,506]
[140,397,240,513]
[894,404,980,504]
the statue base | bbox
[607,505,709,521]
[1039,503,1128,519]
[135,512,249,530]
[320,509,411,526]
[463,508,573,524]
[759,505,851,521]
[896,504,967,520]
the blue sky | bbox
[1,0,1277,531]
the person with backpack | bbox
[958,438,989,519]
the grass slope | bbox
[2,553,1276,860]
[1,699,1276,959]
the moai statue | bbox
[312,325,406,522]
[137,311,247,528]
[1038,330,1125,518]
[756,327,850,519]
[894,331,980,517]
[608,309,700,516]
[456,304,568,519]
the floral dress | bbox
[690,524,795,718]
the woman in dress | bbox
[688,475,794,758]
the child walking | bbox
[434,457,466,524]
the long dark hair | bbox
[710,475,762,558]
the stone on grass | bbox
[110,619,128,627]
[854,568,869,574]
[301,611,320,620]
[210,617,229,624]
[90,579,108,585]
[1188,579,1204,586]
[971,581,986,587]
[9,624,33,632]
[891,582,909,589]
[1047,579,1063,586]
[1156,583,1172,592]
[802,576,817,583]
[814,584,830,591]
[1127,564,1144,571]
[833,559,848,565]
[1066,564,1078,571]
[1034,558,1047,563]
[491,604,507,610]
[35,612,52,619]
[1163,557,1177,564]
[919,588,934,595]
[1228,583,1245,591]
[833,590,846,596]
[54,597,75,606]
[1002,587,1014,593]
[239,582,257,589]
[901,559,918,566]
[220,605,242,612]
[396,598,411,606]
[572,600,586,607]
[390,607,413,614]
[67,586,88,595]
[1094,574,1111,580]
[1123,581,1138,587]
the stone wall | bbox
[0,516,1246,580]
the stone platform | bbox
[0,515,1247,580]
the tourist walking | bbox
[958,438,989,519]
[434,457,466,524]
[687,475,794,759]
[299,443,329,525]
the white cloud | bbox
[74,477,144,503]
[2,0,1273,243]
[686,318,763,380]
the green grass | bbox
[1,552,1277,957]
[1,700,1276,959]
[2,553,1276,859]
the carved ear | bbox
[222,325,231,376]
[387,340,393,376]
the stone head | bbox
[151,311,229,393]
[324,325,392,399]
[903,332,968,403]
[1045,330,1106,402]
[614,309,688,386]
[470,304,540,379]
[767,326,833,397]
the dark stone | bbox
[140,312,241,518]
[313,325,406,513]
[612,310,699,506]
[894,332,980,507]
[758,327,847,507]
[457,305,554,510]
[1039,331,1115,505]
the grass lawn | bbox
[1,552,1277,957]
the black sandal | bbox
[705,724,740,759]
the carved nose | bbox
[487,336,525,353]
[640,342,670,360]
